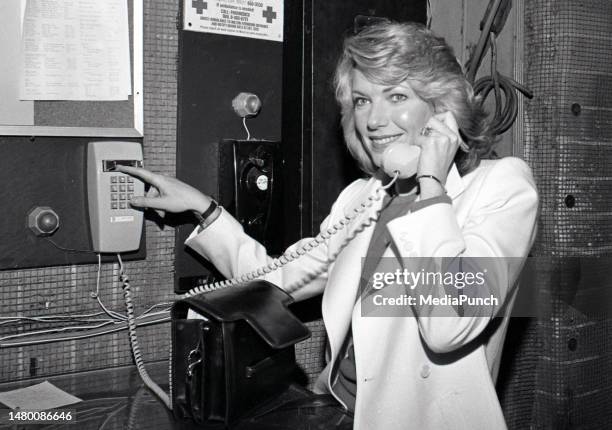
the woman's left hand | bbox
[413,111,465,198]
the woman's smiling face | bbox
[351,69,433,169]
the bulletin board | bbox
[0,0,143,138]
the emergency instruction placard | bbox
[183,0,283,42]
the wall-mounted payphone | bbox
[0,138,146,270]
[87,141,145,253]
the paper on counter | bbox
[187,308,210,321]
[0,381,82,411]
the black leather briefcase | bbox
[171,280,311,427]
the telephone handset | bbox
[87,141,145,253]
[381,144,421,179]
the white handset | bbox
[381,144,421,179]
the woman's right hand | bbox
[116,166,212,214]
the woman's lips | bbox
[369,134,403,151]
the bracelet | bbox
[416,174,447,193]
[193,200,222,232]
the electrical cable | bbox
[93,254,127,321]
[466,0,503,85]
[472,34,533,135]
[137,302,173,316]
[465,0,533,137]
[1,257,171,344]
[0,316,114,325]
[0,311,108,320]
[242,117,252,140]
[0,321,117,342]
[0,308,169,331]
[0,314,169,347]
[44,237,95,253]
[0,303,170,346]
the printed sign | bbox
[183,0,283,42]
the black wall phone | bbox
[175,139,282,293]
[231,140,281,247]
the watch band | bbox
[193,200,218,223]
[193,200,222,233]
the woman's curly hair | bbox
[334,20,494,176]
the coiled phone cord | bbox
[118,254,172,409]
[121,174,399,410]
[180,175,398,298]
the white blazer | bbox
[186,157,539,430]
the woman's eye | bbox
[353,97,369,107]
[390,94,408,103]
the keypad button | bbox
[111,185,118,192]
[119,176,126,183]
[127,177,134,183]
[111,176,118,183]
[120,193,126,200]
[127,184,134,192]
[119,184,126,192]
[111,202,118,209]
[111,194,118,201]
[127,193,133,199]
[120,202,126,209]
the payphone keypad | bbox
[109,175,132,210]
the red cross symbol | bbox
[192,0,208,14]
[262,6,277,24]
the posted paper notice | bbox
[183,0,283,42]
[19,0,131,101]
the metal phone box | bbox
[87,141,144,253]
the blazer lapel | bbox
[445,163,465,200]
[322,177,384,364]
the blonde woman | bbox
[120,21,538,430]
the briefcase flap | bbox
[175,280,311,349]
